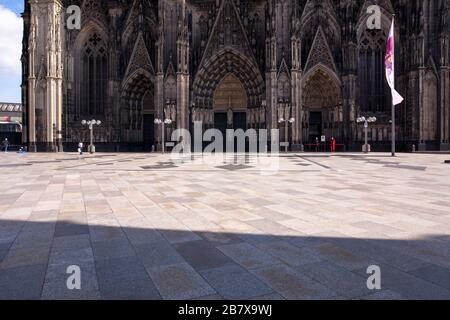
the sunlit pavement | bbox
[0,152,450,299]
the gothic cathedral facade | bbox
[21,0,450,152]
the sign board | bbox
[321,135,326,142]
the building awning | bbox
[0,121,22,132]
[0,116,22,123]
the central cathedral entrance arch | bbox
[193,49,265,124]
[213,73,248,135]
[302,64,342,145]
[193,49,265,152]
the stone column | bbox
[154,2,165,151]
[291,35,302,149]
[176,0,190,138]
[439,34,450,150]
[28,0,64,151]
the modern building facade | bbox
[21,0,450,152]
[0,103,23,146]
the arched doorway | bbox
[302,65,342,145]
[121,70,155,151]
[192,49,265,126]
[213,73,248,136]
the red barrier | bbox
[303,143,345,152]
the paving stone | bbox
[249,293,285,300]
[217,242,281,269]
[197,230,243,246]
[54,221,89,237]
[410,264,450,291]
[312,243,371,271]
[89,225,126,242]
[252,264,338,300]
[0,264,47,299]
[0,242,12,263]
[42,261,100,300]
[174,240,235,271]
[200,265,273,300]
[0,245,51,269]
[123,226,165,245]
[354,264,450,300]
[295,261,372,299]
[191,294,224,300]
[256,241,324,267]
[134,241,186,268]
[51,234,91,251]
[360,290,404,300]
[92,238,135,261]
[147,263,215,300]
[160,229,203,244]
[95,256,150,285]
[99,277,161,300]
[330,237,429,272]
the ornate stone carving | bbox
[304,27,337,74]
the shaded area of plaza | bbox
[0,152,450,300]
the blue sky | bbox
[1,0,23,14]
[0,0,24,103]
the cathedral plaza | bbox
[0,0,449,304]
[0,151,449,299]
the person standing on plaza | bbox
[3,138,9,153]
[330,137,336,153]
[78,142,84,155]
[315,137,319,152]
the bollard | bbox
[412,144,416,153]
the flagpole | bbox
[391,14,396,157]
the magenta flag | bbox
[385,20,404,106]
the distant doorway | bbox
[143,114,155,151]
[214,112,227,138]
[233,112,248,152]
[302,66,342,144]
[309,111,323,143]
[233,112,246,131]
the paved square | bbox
[0,152,450,300]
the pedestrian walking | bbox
[78,142,84,155]
[315,137,319,152]
[3,138,9,153]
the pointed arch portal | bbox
[193,49,264,109]
[302,64,343,144]
[213,74,248,111]
[121,69,155,151]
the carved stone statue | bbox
[227,108,233,126]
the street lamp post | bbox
[154,118,173,154]
[278,117,296,153]
[81,119,101,154]
[357,116,377,153]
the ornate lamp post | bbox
[261,100,267,128]
[357,116,377,153]
[81,119,101,154]
[154,118,173,154]
[278,98,294,152]
[279,116,295,153]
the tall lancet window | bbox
[358,29,389,113]
[81,33,107,116]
